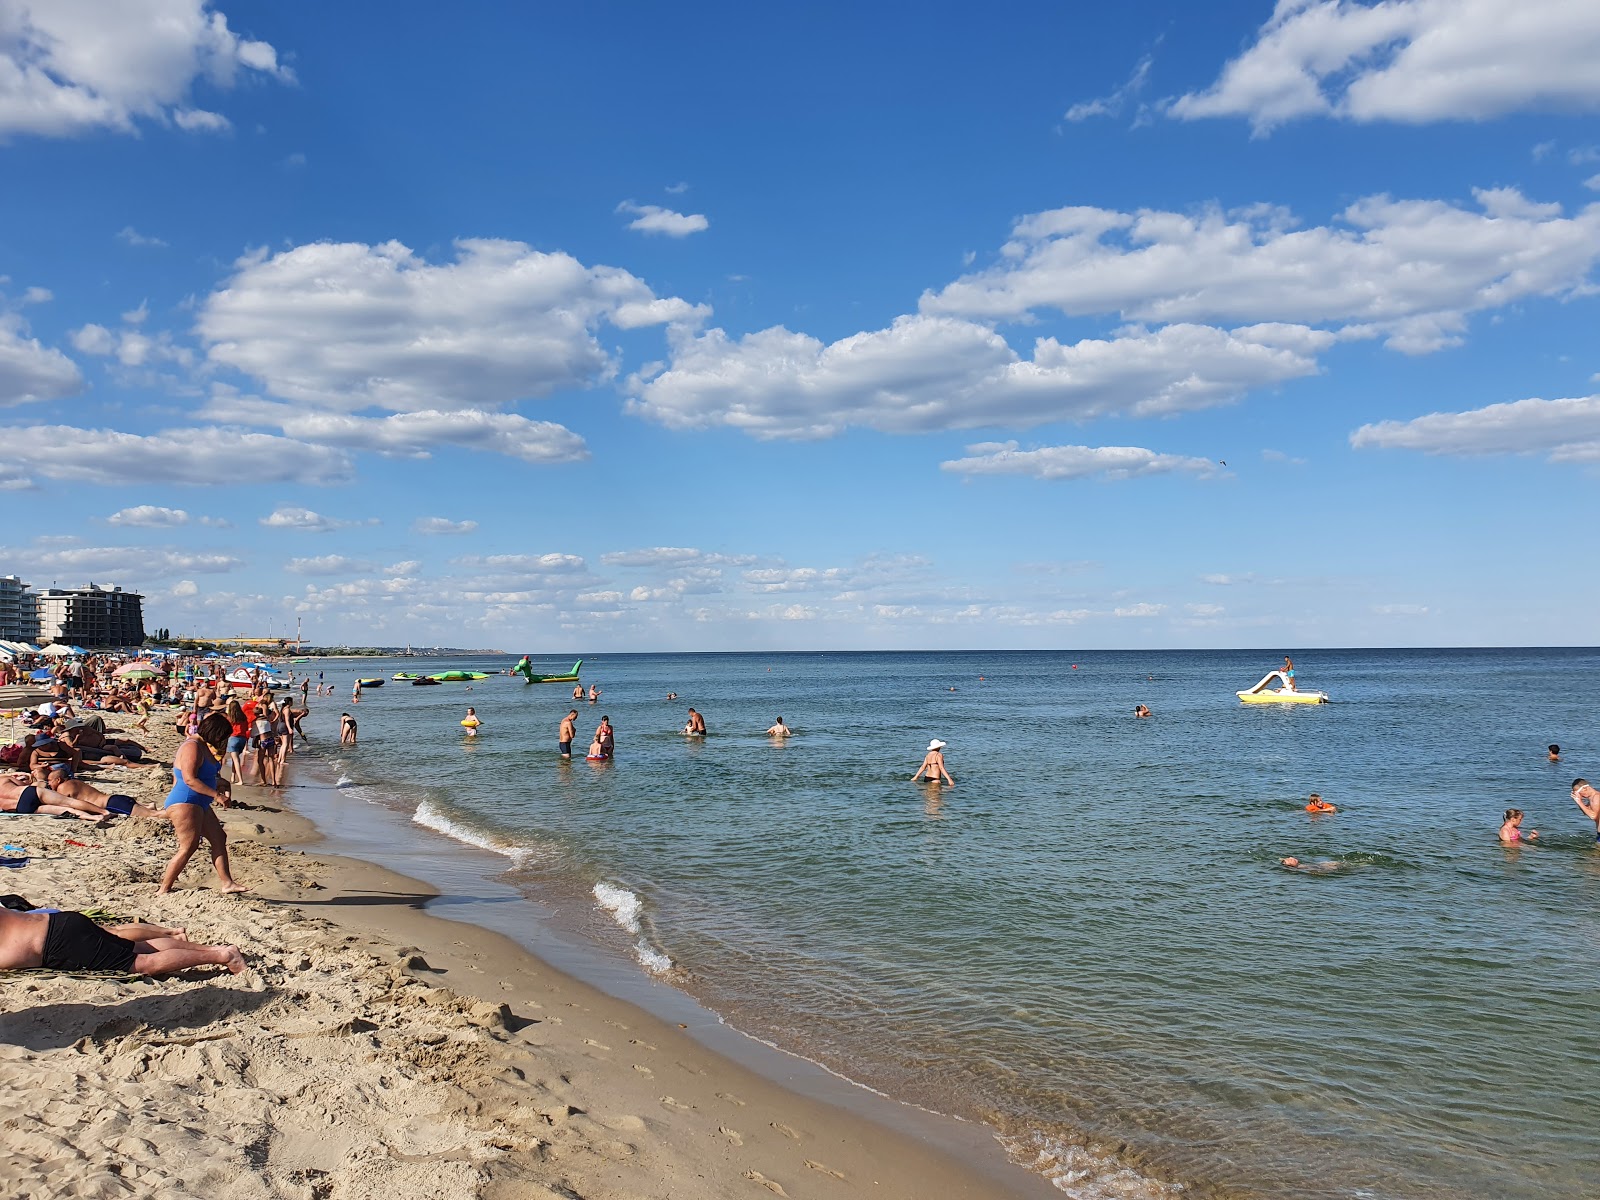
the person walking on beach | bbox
[158,713,248,895]
[1572,779,1600,843]
[913,739,954,786]
[685,707,706,736]
[559,710,578,759]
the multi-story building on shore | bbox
[0,575,40,643]
[36,583,145,648]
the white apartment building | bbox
[0,575,40,643]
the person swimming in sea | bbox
[1305,793,1337,814]
[1499,809,1537,845]
[1548,744,1561,762]
[1133,704,1151,718]
[461,707,481,737]
[766,716,793,738]
[1279,857,1342,873]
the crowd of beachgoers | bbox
[0,650,306,976]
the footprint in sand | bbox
[632,1064,654,1077]
[629,1038,658,1051]
[743,1169,788,1196]
[660,1096,695,1111]
[606,1019,631,1030]
[582,1038,611,1051]
[718,1125,744,1146]
[769,1122,800,1140]
[806,1160,846,1180]
[716,1092,746,1107]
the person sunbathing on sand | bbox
[0,908,245,975]
[1,773,124,823]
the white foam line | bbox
[592,882,673,973]
[412,798,539,866]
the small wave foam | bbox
[335,775,355,788]
[999,1129,1185,1199]
[412,799,537,865]
[593,882,673,974]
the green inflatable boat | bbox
[428,671,491,682]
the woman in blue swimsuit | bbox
[159,712,249,895]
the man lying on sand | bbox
[0,908,245,975]
[0,772,145,822]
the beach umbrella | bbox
[115,663,159,680]
[40,644,75,657]
[29,668,53,681]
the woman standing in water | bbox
[913,739,954,786]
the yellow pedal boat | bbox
[1237,670,1328,704]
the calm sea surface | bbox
[297,648,1600,1199]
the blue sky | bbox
[1,0,1597,651]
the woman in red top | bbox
[224,699,249,787]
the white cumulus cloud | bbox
[922,191,1600,353]
[6,425,350,485]
[199,239,707,414]
[4,543,241,578]
[1350,393,1600,462]
[1169,0,1600,133]
[259,505,372,531]
[940,441,1222,482]
[616,201,709,237]
[0,0,293,140]
[202,391,590,465]
[107,505,189,527]
[0,313,84,405]
[629,316,1322,439]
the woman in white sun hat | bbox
[913,738,954,786]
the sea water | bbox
[299,648,1600,1199]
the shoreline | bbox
[0,712,1057,1199]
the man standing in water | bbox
[559,710,578,759]
[1572,779,1600,842]
[685,707,707,735]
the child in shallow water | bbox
[1498,809,1537,845]
[1305,793,1337,814]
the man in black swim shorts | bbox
[0,908,246,975]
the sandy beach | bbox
[1,709,1044,1200]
